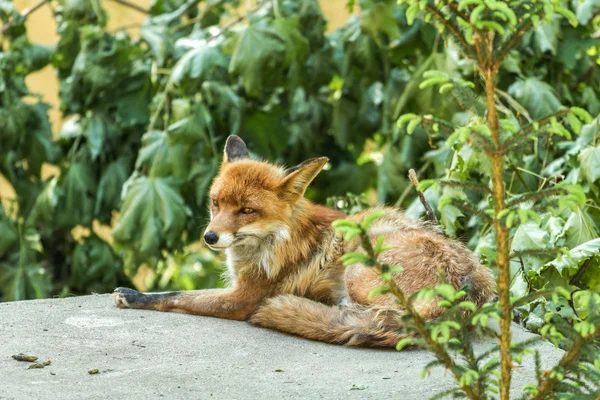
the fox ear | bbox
[279,157,328,201]
[223,135,249,163]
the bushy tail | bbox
[249,295,410,348]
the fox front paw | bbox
[113,287,144,308]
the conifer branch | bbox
[503,110,570,150]
[509,249,561,259]
[450,200,493,225]
[425,4,472,57]
[495,8,544,68]
[357,234,479,400]
[506,187,567,208]
[531,330,600,400]
[469,131,496,155]
[437,180,491,194]
[421,116,455,133]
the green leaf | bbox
[579,145,600,184]
[70,236,122,292]
[56,163,96,227]
[507,78,562,119]
[95,157,131,222]
[0,212,18,258]
[26,177,60,227]
[228,24,287,96]
[573,0,600,25]
[112,175,188,258]
[532,17,559,55]
[361,1,401,40]
[170,44,227,91]
[563,207,598,249]
[545,238,600,277]
[136,130,188,179]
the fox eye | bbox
[241,207,255,214]
[212,199,218,207]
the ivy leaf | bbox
[70,236,123,292]
[95,157,131,223]
[167,103,213,144]
[136,130,188,179]
[26,177,60,228]
[140,22,174,67]
[0,209,18,258]
[228,24,287,96]
[578,145,600,185]
[112,175,188,257]
[512,221,549,251]
[201,81,244,135]
[507,78,562,119]
[532,17,559,55]
[563,207,598,249]
[271,17,310,83]
[545,238,600,277]
[56,163,96,228]
[574,0,600,25]
[361,1,401,40]
[170,43,228,91]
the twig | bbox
[569,258,593,287]
[108,0,148,14]
[408,169,438,223]
[0,0,49,34]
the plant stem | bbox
[0,0,50,34]
[408,169,437,223]
[108,0,149,14]
[531,330,599,400]
[360,235,479,400]
[484,65,512,400]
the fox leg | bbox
[113,287,261,321]
[249,295,409,348]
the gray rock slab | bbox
[1,294,563,399]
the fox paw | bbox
[113,287,144,308]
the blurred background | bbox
[1,0,599,312]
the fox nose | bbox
[204,231,219,245]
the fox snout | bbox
[203,230,236,249]
[204,231,219,245]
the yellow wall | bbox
[1,0,352,205]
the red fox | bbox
[113,135,496,347]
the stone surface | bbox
[1,295,563,399]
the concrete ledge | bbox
[1,295,563,399]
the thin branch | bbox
[531,330,600,400]
[506,187,567,208]
[421,116,455,133]
[503,109,570,150]
[425,4,471,56]
[0,0,49,34]
[451,200,494,225]
[569,258,593,287]
[359,234,479,400]
[409,169,438,223]
[108,0,149,14]
[510,249,561,259]
[494,8,543,68]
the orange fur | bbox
[113,135,496,348]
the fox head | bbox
[204,135,328,250]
